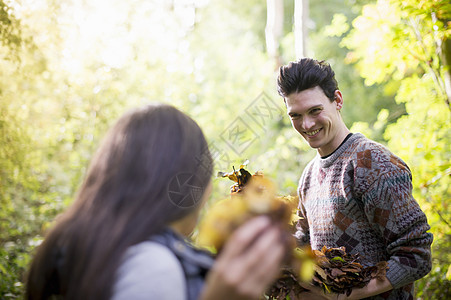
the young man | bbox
[277,58,433,300]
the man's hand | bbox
[297,276,394,300]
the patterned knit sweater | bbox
[295,133,433,300]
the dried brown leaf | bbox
[331,268,346,277]
[316,256,332,268]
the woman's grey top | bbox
[112,241,187,300]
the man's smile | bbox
[305,128,321,137]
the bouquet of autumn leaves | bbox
[196,164,315,299]
[197,163,301,257]
[312,246,388,297]
[196,164,387,299]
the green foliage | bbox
[0,0,22,60]
[0,2,43,297]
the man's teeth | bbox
[305,129,320,136]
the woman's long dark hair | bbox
[26,104,213,300]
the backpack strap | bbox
[149,229,215,300]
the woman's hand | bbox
[201,216,285,300]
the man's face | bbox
[285,86,346,157]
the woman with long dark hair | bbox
[26,104,285,300]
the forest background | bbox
[0,0,449,298]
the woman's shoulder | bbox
[124,240,180,264]
[112,241,187,300]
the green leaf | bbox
[331,256,346,263]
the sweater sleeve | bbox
[294,200,310,246]
[112,241,187,300]
[361,158,433,289]
[295,171,311,246]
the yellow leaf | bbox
[299,257,315,282]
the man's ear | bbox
[334,90,343,110]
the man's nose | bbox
[302,117,315,130]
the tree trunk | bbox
[294,0,309,59]
[265,0,283,68]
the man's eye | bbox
[290,114,300,119]
[311,108,321,114]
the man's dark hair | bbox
[277,58,338,101]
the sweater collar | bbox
[318,133,364,168]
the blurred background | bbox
[0,0,449,298]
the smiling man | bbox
[277,58,433,300]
